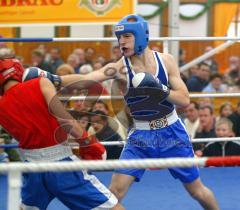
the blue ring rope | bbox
[0,144,19,149]
[0,38,53,42]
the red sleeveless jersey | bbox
[0,78,67,149]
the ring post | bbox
[8,171,22,210]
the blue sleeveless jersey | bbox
[123,51,174,120]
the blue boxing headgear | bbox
[114,14,149,55]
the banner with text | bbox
[0,0,136,26]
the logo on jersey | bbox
[79,0,121,16]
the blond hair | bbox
[215,118,233,131]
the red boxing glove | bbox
[78,131,106,160]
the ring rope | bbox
[1,36,240,42]
[1,137,240,149]
[59,92,240,101]
[1,156,240,173]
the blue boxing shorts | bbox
[21,155,117,210]
[116,119,199,183]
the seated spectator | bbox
[218,102,233,119]
[90,110,123,159]
[56,65,80,96]
[31,49,53,73]
[183,101,200,139]
[188,64,199,78]
[179,48,186,67]
[91,100,127,139]
[67,53,80,73]
[96,55,106,65]
[194,105,216,155]
[56,64,75,76]
[92,100,110,114]
[79,64,93,75]
[203,46,218,72]
[93,61,103,70]
[73,48,86,68]
[36,44,51,62]
[49,47,64,73]
[195,105,216,138]
[187,62,210,92]
[228,102,240,137]
[78,113,90,131]
[109,45,122,62]
[85,47,95,65]
[227,78,240,93]
[202,73,227,93]
[224,56,240,86]
[202,118,240,157]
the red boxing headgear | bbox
[0,58,24,94]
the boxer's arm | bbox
[60,62,120,88]
[40,78,83,139]
[163,53,190,107]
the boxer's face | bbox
[118,33,135,57]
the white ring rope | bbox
[59,92,240,101]
[1,137,240,149]
[0,158,207,173]
[67,137,240,147]
[1,36,240,42]
[51,36,240,42]
[189,92,240,98]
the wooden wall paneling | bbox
[215,42,240,72]
[180,41,213,64]
[161,6,168,37]
[55,26,70,37]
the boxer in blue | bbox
[24,14,219,210]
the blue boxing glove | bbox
[22,67,61,88]
[132,72,170,99]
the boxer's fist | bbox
[23,67,61,88]
[132,72,170,99]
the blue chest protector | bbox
[124,51,174,121]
